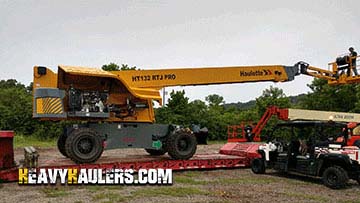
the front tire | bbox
[65,128,104,163]
[57,133,68,158]
[166,131,197,160]
[251,158,266,174]
[322,166,349,189]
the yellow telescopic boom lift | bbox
[33,63,300,163]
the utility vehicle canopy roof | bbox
[276,120,348,128]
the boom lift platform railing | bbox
[299,55,360,85]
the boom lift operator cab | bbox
[33,64,300,163]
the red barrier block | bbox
[0,131,15,169]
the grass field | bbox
[2,168,360,203]
[13,135,227,148]
[13,135,56,148]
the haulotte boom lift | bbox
[32,54,359,164]
[31,63,300,164]
[0,62,302,182]
[1,55,360,182]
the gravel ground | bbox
[1,144,360,203]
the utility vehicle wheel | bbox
[166,131,197,160]
[57,133,68,158]
[322,166,349,189]
[354,140,360,148]
[145,148,167,156]
[65,128,104,163]
[251,158,266,174]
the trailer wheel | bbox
[251,158,266,174]
[322,166,349,189]
[57,133,68,158]
[166,131,197,160]
[145,148,167,156]
[65,128,104,163]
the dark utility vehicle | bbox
[251,121,360,189]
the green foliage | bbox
[0,86,33,133]
[301,78,358,112]
[102,63,120,71]
[101,63,137,71]
[0,80,34,134]
[155,90,192,126]
[155,85,293,140]
[255,86,291,115]
[156,89,270,140]
[206,94,224,107]
[0,79,65,139]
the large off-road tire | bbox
[57,133,68,158]
[251,158,266,174]
[145,148,167,156]
[166,131,197,160]
[65,128,104,164]
[322,166,349,189]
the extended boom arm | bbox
[112,64,299,89]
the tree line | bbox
[1,63,359,140]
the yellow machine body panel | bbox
[33,66,58,88]
[33,63,299,123]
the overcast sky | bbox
[1,0,359,104]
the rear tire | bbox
[57,133,68,158]
[166,131,197,160]
[65,128,104,164]
[145,148,167,156]
[322,166,349,189]
[251,158,266,174]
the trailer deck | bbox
[0,131,262,183]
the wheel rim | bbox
[177,138,189,151]
[327,172,338,185]
[76,137,94,155]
